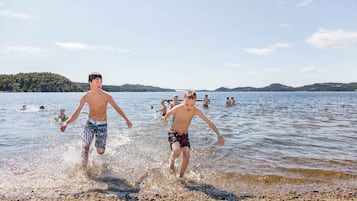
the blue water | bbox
[0,91,356,199]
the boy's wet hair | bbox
[184,90,197,100]
[88,72,102,82]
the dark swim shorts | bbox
[168,128,191,149]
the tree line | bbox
[0,72,175,92]
[0,72,84,92]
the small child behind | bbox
[157,100,167,116]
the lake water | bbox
[0,91,356,199]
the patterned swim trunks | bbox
[82,119,108,149]
[168,128,190,149]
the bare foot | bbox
[77,166,88,178]
[169,160,175,173]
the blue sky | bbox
[1,0,357,90]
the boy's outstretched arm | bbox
[196,109,224,146]
[108,96,132,128]
[60,96,86,132]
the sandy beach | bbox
[1,187,356,200]
[1,176,356,201]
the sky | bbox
[1,0,357,90]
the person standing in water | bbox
[164,90,224,178]
[157,100,167,116]
[60,72,132,171]
[202,94,210,108]
[169,94,181,110]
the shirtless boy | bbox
[60,72,132,170]
[202,94,210,108]
[164,90,224,177]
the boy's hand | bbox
[126,120,133,128]
[218,136,224,146]
[60,123,67,132]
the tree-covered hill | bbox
[0,72,83,92]
[0,72,175,92]
[76,83,175,92]
[215,82,357,92]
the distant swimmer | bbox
[230,97,235,105]
[202,94,210,108]
[20,105,27,111]
[226,97,231,106]
[39,105,45,111]
[60,72,132,171]
[55,109,68,122]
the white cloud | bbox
[265,68,280,72]
[277,24,292,28]
[0,10,39,20]
[54,42,95,50]
[306,29,357,49]
[226,62,241,69]
[0,46,48,55]
[99,46,132,53]
[300,66,325,73]
[245,42,292,55]
[271,43,292,48]
[54,42,131,53]
[245,48,275,55]
[297,0,313,7]
[300,66,316,72]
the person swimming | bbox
[20,105,27,111]
[55,109,68,122]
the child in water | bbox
[156,100,167,116]
[60,72,132,171]
[164,90,224,177]
[56,109,67,122]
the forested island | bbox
[0,72,356,92]
[215,83,357,92]
[0,72,174,92]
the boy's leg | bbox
[170,142,181,172]
[82,121,94,171]
[95,123,107,155]
[179,146,190,177]
[82,145,90,170]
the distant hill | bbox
[215,82,357,92]
[296,82,357,91]
[1,72,356,92]
[0,72,83,92]
[0,72,175,92]
[76,83,175,92]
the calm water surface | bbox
[0,92,356,198]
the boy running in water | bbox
[164,90,224,177]
[60,72,132,171]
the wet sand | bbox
[1,189,356,201]
[1,178,356,201]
